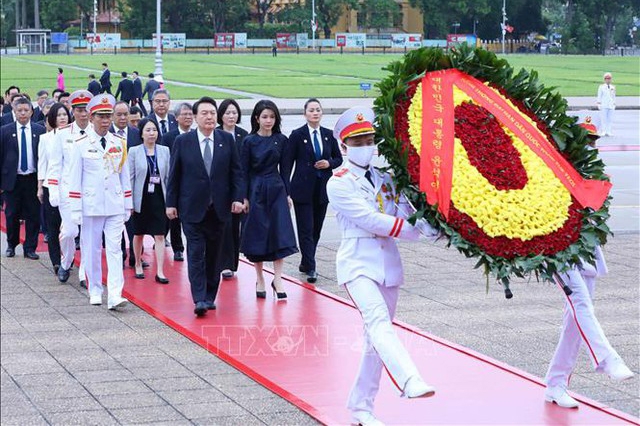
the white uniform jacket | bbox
[37,131,54,187]
[46,122,93,204]
[68,130,133,217]
[327,164,420,287]
[597,83,616,110]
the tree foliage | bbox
[315,0,357,39]
[358,0,402,34]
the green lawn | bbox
[1,53,638,99]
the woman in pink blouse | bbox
[56,68,65,91]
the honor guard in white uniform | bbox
[47,90,93,284]
[326,107,439,426]
[67,94,132,310]
[544,123,633,409]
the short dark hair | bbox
[148,73,155,78]
[47,102,70,129]
[192,96,217,115]
[129,105,143,116]
[114,101,129,110]
[132,71,138,75]
[217,99,242,125]
[250,100,281,134]
[102,62,108,67]
[13,97,32,109]
[59,91,71,99]
[89,74,95,79]
[10,93,25,103]
[137,117,162,144]
[58,67,63,73]
[52,88,63,97]
[304,98,322,111]
[121,71,128,78]
[5,85,20,96]
[37,89,49,97]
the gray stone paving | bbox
[2,232,638,424]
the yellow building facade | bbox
[271,0,424,36]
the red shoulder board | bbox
[334,168,349,177]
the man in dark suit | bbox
[114,72,134,105]
[2,85,20,114]
[166,97,245,316]
[282,98,343,283]
[147,89,177,138]
[162,102,192,261]
[100,63,112,94]
[87,74,101,96]
[131,71,147,116]
[32,90,49,123]
[0,97,46,259]
[1,94,34,126]
[110,101,143,267]
[141,73,161,111]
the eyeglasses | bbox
[153,99,170,104]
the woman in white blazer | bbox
[128,117,171,283]
[37,101,70,274]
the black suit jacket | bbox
[0,122,46,191]
[1,112,14,126]
[148,112,178,136]
[100,69,112,89]
[109,124,141,149]
[33,106,45,123]
[115,79,134,102]
[215,125,248,153]
[142,80,161,100]
[133,77,143,98]
[166,129,245,224]
[88,80,101,96]
[283,125,342,204]
[161,128,192,153]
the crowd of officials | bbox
[0,73,342,315]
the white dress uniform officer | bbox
[326,107,438,426]
[544,123,633,409]
[596,72,616,136]
[67,94,133,310]
[47,90,93,284]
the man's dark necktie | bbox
[160,120,167,135]
[203,137,212,176]
[20,126,28,172]
[100,137,106,150]
[365,170,374,187]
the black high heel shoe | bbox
[270,281,287,301]
[256,282,266,299]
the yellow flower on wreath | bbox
[407,82,572,241]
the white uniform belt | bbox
[342,228,384,239]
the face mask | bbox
[346,145,375,168]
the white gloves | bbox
[124,210,132,222]
[415,219,440,241]
[49,193,59,208]
[71,212,82,226]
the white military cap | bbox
[333,106,376,142]
[68,90,93,108]
[87,94,116,115]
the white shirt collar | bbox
[346,160,370,179]
[16,120,31,130]
[197,128,214,143]
[156,113,168,122]
[114,126,127,136]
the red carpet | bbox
[2,218,637,425]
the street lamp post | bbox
[93,0,97,36]
[501,0,506,54]
[311,0,316,50]
[154,0,163,83]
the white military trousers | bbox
[600,108,614,136]
[344,276,420,416]
[58,199,85,280]
[545,267,620,388]
[82,214,125,305]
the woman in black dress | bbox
[241,100,298,300]
[128,118,171,283]
[216,99,249,280]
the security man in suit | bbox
[283,98,342,283]
[166,96,245,317]
[131,71,147,116]
[114,72,135,106]
[68,94,132,310]
[87,74,101,96]
[48,90,94,284]
[0,97,46,259]
[100,63,112,94]
[326,107,438,426]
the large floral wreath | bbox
[375,45,612,294]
